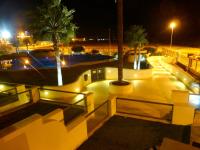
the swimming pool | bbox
[0,53,114,70]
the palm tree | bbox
[12,38,19,53]
[117,0,123,83]
[28,0,77,86]
[23,38,31,53]
[126,25,148,70]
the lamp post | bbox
[169,22,176,50]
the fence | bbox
[85,100,109,134]
[116,98,174,123]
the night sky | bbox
[1,0,200,45]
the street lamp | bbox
[169,21,176,49]
[1,30,11,44]
[2,31,11,39]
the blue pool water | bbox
[1,54,113,70]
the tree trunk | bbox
[137,43,141,70]
[26,44,29,53]
[117,0,123,82]
[133,46,137,69]
[52,33,63,86]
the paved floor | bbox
[86,56,189,106]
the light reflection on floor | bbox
[86,58,189,106]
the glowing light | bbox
[20,32,25,36]
[1,31,11,39]
[87,74,90,77]
[75,88,80,92]
[108,70,111,73]
[0,85,4,90]
[74,94,84,101]
[23,65,27,69]
[61,60,66,66]
[24,59,29,64]
[183,78,187,82]
[169,22,176,29]
[18,32,25,38]
[44,91,49,95]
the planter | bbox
[109,81,133,95]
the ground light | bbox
[75,88,80,92]
[23,65,27,69]
[0,85,4,90]
[24,59,30,64]
[61,60,66,66]
[44,91,49,96]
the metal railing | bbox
[116,98,174,123]
[85,100,110,134]
[0,87,17,96]
[0,90,32,115]
[39,88,88,124]
[39,88,86,104]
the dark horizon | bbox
[1,0,200,46]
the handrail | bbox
[0,82,19,86]
[0,87,17,94]
[190,94,200,96]
[116,97,173,107]
[72,97,86,105]
[39,88,87,96]
[0,90,32,116]
[10,90,32,96]
[0,90,32,100]
[85,100,109,118]
[116,97,173,123]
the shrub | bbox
[91,49,99,54]
[71,45,85,53]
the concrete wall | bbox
[0,92,196,150]
[44,70,92,93]
[171,90,195,125]
[160,56,199,93]
[105,67,152,80]
[0,109,88,150]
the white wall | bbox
[105,67,152,80]
[44,70,92,93]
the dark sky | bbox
[1,0,200,45]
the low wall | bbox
[45,66,152,94]
[105,67,152,80]
[160,56,199,94]
[0,109,88,150]
[0,90,196,150]
[44,70,92,93]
